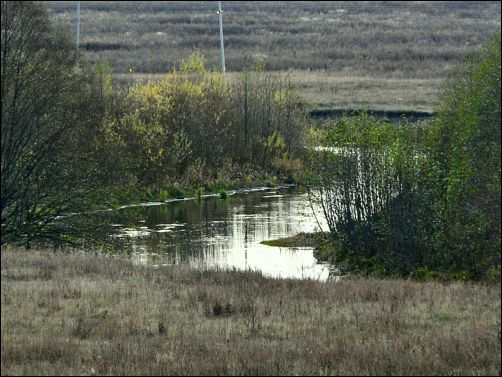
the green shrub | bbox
[219,189,228,200]
[427,33,501,279]
[195,187,204,200]
[168,186,185,199]
[159,189,169,201]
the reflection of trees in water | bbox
[67,188,322,272]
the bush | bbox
[306,114,429,273]
[427,33,501,279]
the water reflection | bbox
[98,187,332,280]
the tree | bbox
[1,1,109,246]
[427,33,501,278]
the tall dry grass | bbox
[43,1,500,112]
[45,1,500,78]
[1,247,500,375]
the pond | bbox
[92,186,334,281]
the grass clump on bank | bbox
[261,232,323,248]
[219,189,228,200]
[1,248,500,376]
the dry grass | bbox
[45,1,499,111]
[1,247,500,375]
[284,71,442,112]
[46,1,500,78]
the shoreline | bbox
[58,183,299,220]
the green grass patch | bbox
[219,189,228,200]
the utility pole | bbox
[76,1,80,64]
[217,1,226,74]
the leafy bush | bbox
[306,114,430,273]
[426,34,501,279]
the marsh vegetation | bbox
[45,1,500,76]
[1,249,500,375]
[44,1,501,111]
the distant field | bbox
[45,1,500,110]
[115,71,442,111]
[46,1,500,76]
[285,72,442,112]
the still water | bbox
[102,186,333,280]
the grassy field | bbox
[46,1,500,76]
[1,248,500,375]
[44,1,500,111]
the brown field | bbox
[1,248,500,375]
[44,1,500,110]
[45,1,501,77]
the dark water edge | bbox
[309,108,436,123]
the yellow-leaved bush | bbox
[111,51,305,188]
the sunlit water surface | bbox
[98,187,333,280]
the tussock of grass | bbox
[261,232,322,248]
[1,248,500,375]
